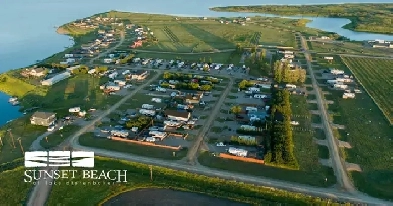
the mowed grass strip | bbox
[341,57,393,124]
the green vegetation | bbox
[341,57,393,124]
[0,73,36,97]
[211,4,393,34]
[79,133,187,160]
[308,41,393,56]
[317,57,393,200]
[47,157,336,205]
[0,117,46,164]
[244,48,271,76]
[265,89,297,168]
[273,60,307,84]
[0,164,31,205]
[40,125,81,149]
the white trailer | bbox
[343,93,355,99]
[164,120,181,126]
[334,84,348,89]
[110,130,129,138]
[248,87,260,92]
[239,125,256,131]
[151,98,162,103]
[142,104,154,110]
[228,147,248,157]
[177,104,189,110]
[69,107,81,113]
[336,78,353,83]
[139,109,156,116]
[245,107,257,112]
[149,131,167,139]
[108,72,118,79]
[330,69,344,75]
[285,84,296,89]
[253,94,267,99]
[145,137,156,142]
[327,79,337,84]
[156,87,166,92]
[122,70,130,75]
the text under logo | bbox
[25,151,94,168]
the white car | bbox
[47,126,55,132]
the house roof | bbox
[31,111,55,119]
[164,110,190,118]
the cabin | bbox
[30,111,56,126]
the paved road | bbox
[89,31,125,64]
[186,78,234,164]
[26,71,162,206]
[69,142,389,205]
[130,48,235,54]
[299,33,356,194]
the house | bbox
[21,67,46,77]
[131,70,148,80]
[164,110,191,122]
[41,72,71,86]
[184,94,201,104]
[30,111,56,126]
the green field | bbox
[0,165,32,205]
[40,125,81,149]
[307,41,393,56]
[0,74,36,97]
[46,157,335,205]
[211,4,393,34]
[316,57,393,200]
[341,57,393,124]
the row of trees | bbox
[273,60,307,84]
[265,89,298,168]
[238,80,254,90]
[245,48,270,75]
[160,82,212,91]
[163,72,220,84]
[118,54,135,64]
[230,136,257,146]
[126,115,152,129]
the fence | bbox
[218,153,265,164]
[110,137,181,150]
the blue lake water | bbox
[1,0,393,126]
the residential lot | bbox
[80,71,230,160]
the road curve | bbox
[186,78,234,164]
[299,34,356,193]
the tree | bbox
[238,80,250,90]
[200,84,212,91]
[251,46,256,54]
[230,105,242,115]
[0,75,7,83]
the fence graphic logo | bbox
[24,151,94,168]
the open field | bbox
[0,164,32,205]
[307,41,393,56]
[211,4,393,34]
[315,57,393,200]
[79,133,187,160]
[340,57,393,124]
[46,157,334,205]
[0,73,36,97]
[0,116,47,164]
[133,51,242,64]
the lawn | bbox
[134,52,239,64]
[0,74,36,97]
[341,57,393,124]
[319,63,393,200]
[20,74,122,116]
[40,125,81,149]
[46,157,334,205]
[308,41,393,56]
[79,133,187,160]
[0,116,47,164]
[0,164,32,205]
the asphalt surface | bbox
[185,78,234,164]
[299,34,356,194]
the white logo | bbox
[25,151,94,168]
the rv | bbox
[285,84,296,89]
[239,125,256,131]
[177,104,189,110]
[333,84,348,89]
[253,94,267,99]
[110,130,129,138]
[343,93,355,99]
[151,98,162,103]
[164,120,181,126]
[139,109,155,116]
[245,107,257,112]
[149,131,167,139]
[156,87,166,93]
[145,137,156,142]
[330,69,344,75]
[248,87,260,92]
[122,70,130,75]
[228,147,248,157]
[142,104,154,110]
[108,72,118,79]
[69,107,81,113]
[327,79,337,84]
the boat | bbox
[8,97,18,102]
[11,101,20,106]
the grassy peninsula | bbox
[211,4,393,34]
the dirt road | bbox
[26,71,161,206]
[185,78,234,164]
[299,33,356,193]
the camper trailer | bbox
[245,107,257,112]
[156,87,166,93]
[110,130,129,138]
[151,98,162,103]
[253,94,267,99]
[343,93,355,99]
[285,84,296,89]
[248,87,260,92]
[108,72,118,79]
[142,104,154,110]
[139,109,156,116]
[69,107,81,113]
[149,131,167,139]
[228,147,248,157]
[164,120,181,126]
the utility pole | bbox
[7,129,16,149]
[149,165,153,180]
[17,138,24,154]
